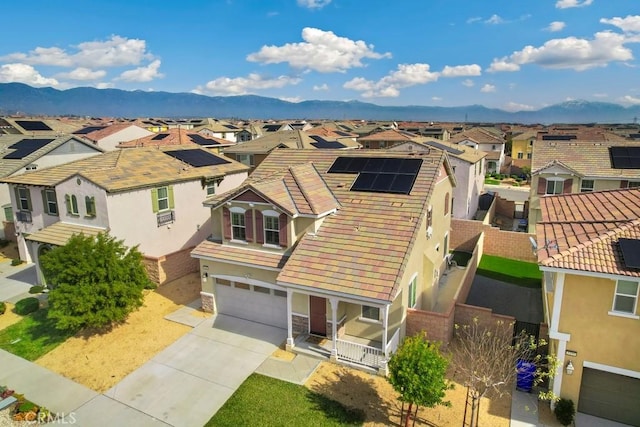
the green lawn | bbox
[0,308,76,360]
[477,254,542,288]
[484,178,501,185]
[206,374,365,427]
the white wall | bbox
[19,139,102,171]
[97,126,154,151]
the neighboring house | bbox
[450,127,506,174]
[2,145,248,285]
[223,130,358,172]
[118,128,235,153]
[305,126,359,144]
[191,148,456,372]
[357,129,423,149]
[396,122,451,141]
[527,139,640,232]
[389,139,486,220]
[0,136,104,238]
[195,120,243,143]
[1,117,82,136]
[510,130,537,172]
[535,188,640,425]
[73,123,154,151]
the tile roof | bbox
[449,127,504,145]
[357,129,421,142]
[391,139,486,164]
[536,188,640,278]
[191,240,289,269]
[532,140,640,179]
[223,130,314,154]
[26,222,107,246]
[1,145,248,192]
[118,128,233,148]
[74,123,147,142]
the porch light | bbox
[565,360,574,375]
[202,272,209,282]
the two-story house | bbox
[357,129,422,149]
[191,148,455,372]
[450,127,506,174]
[536,188,640,425]
[73,123,154,151]
[527,140,640,232]
[118,128,235,153]
[2,145,248,285]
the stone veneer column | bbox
[200,292,214,313]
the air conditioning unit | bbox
[426,226,433,239]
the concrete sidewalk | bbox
[0,262,37,304]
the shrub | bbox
[0,301,5,315]
[553,397,575,426]
[11,258,23,266]
[28,286,45,294]
[14,297,39,315]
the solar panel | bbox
[335,131,352,137]
[328,157,423,174]
[163,149,230,167]
[3,138,54,159]
[327,156,354,173]
[311,141,347,149]
[73,126,106,135]
[151,133,169,140]
[619,238,640,269]
[610,146,640,169]
[351,171,418,195]
[542,134,576,141]
[426,141,464,155]
[15,120,52,131]
[188,134,220,145]
[224,125,239,130]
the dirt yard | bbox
[35,272,207,392]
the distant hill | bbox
[1,82,639,124]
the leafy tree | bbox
[387,332,452,427]
[40,232,153,331]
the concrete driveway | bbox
[103,314,286,427]
[0,261,37,303]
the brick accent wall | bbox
[495,197,515,218]
[3,222,16,243]
[292,314,308,335]
[406,306,455,345]
[454,303,515,333]
[201,291,214,313]
[143,246,200,285]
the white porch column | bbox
[286,288,295,350]
[382,305,389,359]
[329,297,338,360]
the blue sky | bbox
[1,0,638,112]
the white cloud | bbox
[488,31,633,72]
[1,35,153,68]
[246,27,391,73]
[96,82,115,89]
[56,67,106,81]
[546,21,566,32]
[466,17,482,24]
[279,96,303,103]
[297,0,331,9]
[481,84,496,93]
[555,0,593,9]
[441,64,481,77]
[313,83,329,91]
[432,96,442,101]
[619,95,640,105]
[486,14,503,25]
[117,59,164,82]
[503,102,535,112]
[0,63,59,86]
[344,63,439,98]
[601,15,640,33]
[193,73,301,95]
[462,79,474,87]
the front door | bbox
[309,296,327,336]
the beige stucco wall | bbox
[97,126,154,151]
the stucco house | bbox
[2,145,248,285]
[536,188,640,425]
[450,127,505,174]
[191,148,455,372]
[73,123,154,151]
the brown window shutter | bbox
[279,213,288,247]
[255,210,264,244]
[563,178,573,194]
[620,180,628,189]
[222,207,231,240]
[537,177,547,195]
[245,210,253,242]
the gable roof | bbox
[118,128,234,148]
[536,188,640,278]
[358,129,421,142]
[1,145,248,192]
[449,127,504,145]
[73,123,150,142]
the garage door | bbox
[578,367,640,425]
[216,281,287,329]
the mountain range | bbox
[1,82,639,124]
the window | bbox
[3,205,13,222]
[628,181,640,189]
[253,286,270,294]
[216,278,231,286]
[157,187,169,211]
[25,164,37,171]
[274,290,287,298]
[363,142,371,149]
[580,179,595,192]
[492,144,496,150]
[65,194,79,215]
[43,189,58,215]
[206,182,216,196]
[444,193,450,215]
[529,140,534,146]
[151,186,174,213]
[526,153,532,159]
[16,187,32,211]
[408,276,417,308]
[236,154,254,167]
[517,152,523,159]
[546,179,564,195]
[264,215,280,245]
[231,212,246,240]
[612,280,638,315]
[361,305,380,321]
[85,196,96,217]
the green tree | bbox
[387,332,452,427]
[40,232,153,331]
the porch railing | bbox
[336,339,383,368]
[386,328,401,356]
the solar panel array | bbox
[163,149,230,167]
[542,134,577,141]
[15,120,52,131]
[610,146,640,169]
[327,156,423,195]
[73,126,106,135]
[309,135,346,149]
[426,140,464,155]
[3,139,54,159]
[188,134,219,145]
[619,238,640,269]
[151,133,169,140]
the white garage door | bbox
[216,281,287,329]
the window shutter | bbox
[41,190,47,214]
[25,189,32,211]
[65,194,72,214]
[278,213,288,247]
[222,207,231,240]
[255,210,264,244]
[151,188,159,213]
[537,177,547,195]
[168,186,175,209]
[620,180,628,189]
[562,178,573,194]
[245,210,253,242]
[13,187,19,210]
